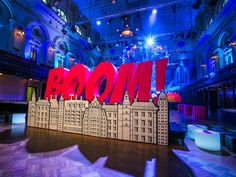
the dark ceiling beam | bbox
[75,0,191,25]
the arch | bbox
[216,0,229,13]
[0,1,15,50]
[23,20,50,64]
[53,36,69,68]
[53,36,69,53]
[23,18,50,41]
[217,31,231,48]
[217,30,234,67]
[53,36,68,51]
[174,64,189,85]
[1,0,16,19]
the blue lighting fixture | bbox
[145,35,156,47]
[96,20,101,26]
[152,9,157,15]
[150,9,157,25]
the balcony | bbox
[0,49,52,81]
[181,62,236,91]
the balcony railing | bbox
[0,49,52,80]
[181,62,236,91]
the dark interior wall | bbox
[0,75,27,101]
[208,88,218,112]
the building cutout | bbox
[28,91,169,145]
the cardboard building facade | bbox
[28,91,169,145]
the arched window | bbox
[57,9,67,22]
[54,41,68,68]
[218,32,233,67]
[24,25,45,63]
[174,64,189,84]
[224,48,233,65]
[55,52,65,68]
[26,39,41,62]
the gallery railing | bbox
[0,49,52,81]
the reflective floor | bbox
[3,110,235,177]
[0,122,193,177]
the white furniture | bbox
[187,124,207,140]
[195,129,221,151]
[12,113,26,124]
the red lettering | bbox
[44,67,68,99]
[109,62,134,104]
[109,61,152,104]
[156,58,168,90]
[128,60,153,103]
[44,58,168,103]
[85,62,118,102]
[61,64,90,100]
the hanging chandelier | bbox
[121,25,133,37]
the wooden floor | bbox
[0,123,193,177]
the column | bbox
[7,19,15,52]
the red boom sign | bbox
[44,58,168,104]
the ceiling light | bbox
[112,0,116,4]
[96,20,101,25]
[121,28,133,37]
[152,9,157,15]
[145,35,155,47]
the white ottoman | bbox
[195,129,221,151]
[187,124,207,140]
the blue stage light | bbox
[152,9,157,15]
[96,20,101,25]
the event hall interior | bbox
[0,0,236,177]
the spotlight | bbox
[145,35,155,47]
[96,20,101,25]
[152,9,157,15]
